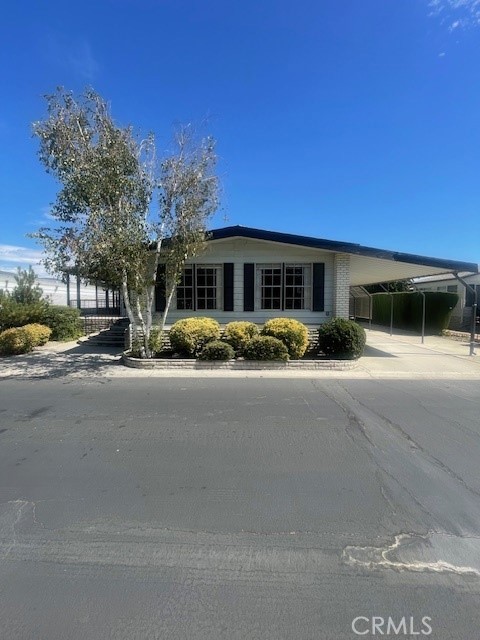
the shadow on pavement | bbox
[0,342,123,381]
[362,345,397,358]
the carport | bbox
[347,247,478,354]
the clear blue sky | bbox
[1,0,479,274]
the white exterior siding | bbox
[154,238,338,326]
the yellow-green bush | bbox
[261,318,309,359]
[22,323,52,346]
[169,317,220,357]
[222,321,259,355]
[0,327,35,355]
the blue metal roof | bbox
[208,225,478,274]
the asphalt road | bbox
[1,376,480,639]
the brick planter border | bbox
[122,353,358,370]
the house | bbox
[153,226,478,326]
[413,272,480,330]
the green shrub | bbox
[130,336,143,358]
[198,340,235,361]
[318,318,366,359]
[372,291,459,334]
[222,321,259,355]
[148,326,164,357]
[22,323,52,346]
[0,299,84,341]
[243,335,289,361]
[169,317,220,357]
[0,299,48,331]
[42,306,84,341]
[0,327,35,355]
[261,318,309,358]
[410,292,459,333]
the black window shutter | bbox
[223,263,234,311]
[312,263,325,312]
[244,263,255,312]
[155,264,166,312]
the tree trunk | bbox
[134,294,149,358]
[159,281,176,334]
[121,278,139,352]
[142,238,162,358]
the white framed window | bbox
[258,263,282,310]
[176,266,194,310]
[176,265,222,311]
[196,265,222,310]
[256,263,312,311]
[284,264,311,310]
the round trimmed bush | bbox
[22,323,52,346]
[0,327,35,355]
[261,318,309,359]
[198,340,235,361]
[318,318,366,359]
[169,317,220,357]
[222,321,259,355]
[243,335,289,361]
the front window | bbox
[175,265,222,311]
[259,264,282,310]
[176,266,194,310]
[284,264,311,310]
[196,266,219,310]
[256,263,311,310]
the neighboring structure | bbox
[153,226,478,326]
[414,272,480,330]
[0,269,95,306]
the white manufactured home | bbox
[153,226,478,326]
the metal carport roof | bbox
[208,226,478,286]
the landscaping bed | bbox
[124,317,365,370]
[122,353,358,370]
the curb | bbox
[122,354,358,370]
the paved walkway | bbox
[1,328,480,380]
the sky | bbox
[1,0,480,275]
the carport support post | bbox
[380,284,394,336]
[454,273,477,356]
